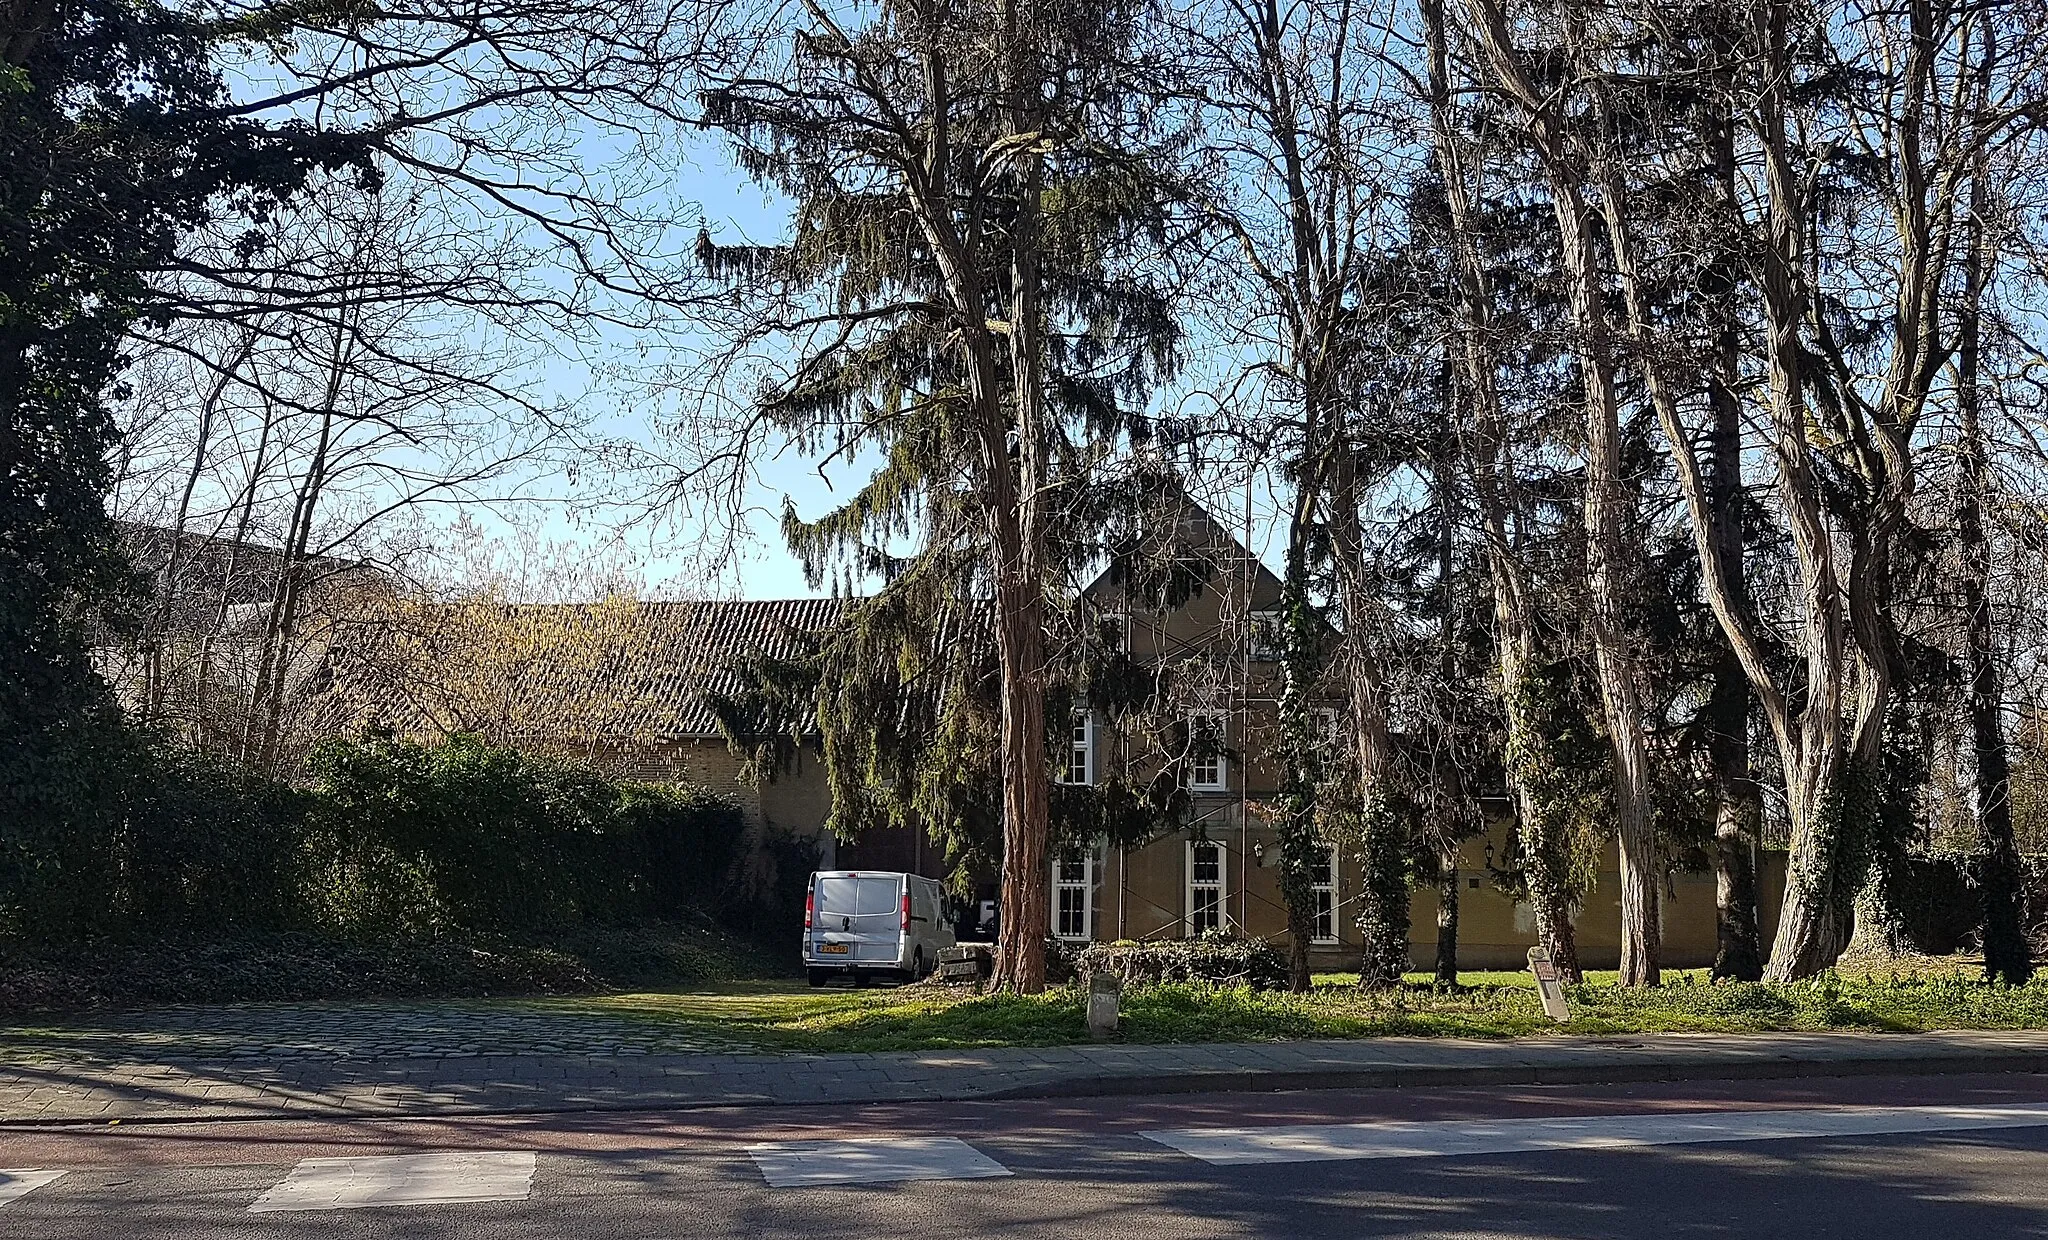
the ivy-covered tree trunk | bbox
[1329,454,1407,991]
[1275,544,1323,994]
[1462,4,1662,983]
[1765,750,1862,980]
[1354,788,1409,989]
[1419,0,1576,983]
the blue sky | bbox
[474,140,1298,604]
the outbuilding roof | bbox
[335,596,852,742]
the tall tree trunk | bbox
[1957,23,2029,981]
[245,397,334,774]
[1458,0,1661,982]
[1432,450,1465,988]
[990,562,1051,993]
[193,392,279,751]
[1552,180,1660,986]
[1753,0,1859,980]
[1705,102,1763,981]
[1420,0,1580,981]
[1276,530,1323,993]
[145,330,253,724]
[241,308,349,774]
[1330,453,1405,990]
[990,0,1052,993]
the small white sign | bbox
[1528,946,1571,1022]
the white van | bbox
[804,871,955,986]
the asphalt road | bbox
[6,1073,2048,1238]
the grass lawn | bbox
[525,957,2048,1055]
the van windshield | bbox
[815,876,900,920]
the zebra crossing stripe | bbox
[0,1170,65,1208]
[1143,1102,2048,1167]
[248,1151,535,1212]
[747,1136,1013,1188]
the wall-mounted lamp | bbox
[1483,840,1495,871]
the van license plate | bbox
[820,943,849,954]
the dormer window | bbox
[1313,707,1343,749]
[1249,610,1286,661]
[1062,711,1095,786]
[1185,711,1227,791]
[1098,611,1130,653]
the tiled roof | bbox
[116,521,383,633]
[336,597,852,742]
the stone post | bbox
[1086,971,1121,1040]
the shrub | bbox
[1075,932,1290,990]
[1045,936,1082,984]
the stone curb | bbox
[2,1041,2043,1128]
[978,1048,2048,1103]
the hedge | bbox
[0,732,755,943]
[1074,932,1290,990]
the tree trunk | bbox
[1956,58,2030,980]
[1766,744,1859,979]
[1753,0,1858,981]
[991,568,1051,993]
[1276,535,1323,994]
[989,1,1052,994]
[1704,88,1764,982]
[1269,532,1318,996]
[1330,452,1405,991]
[1434,847,1460,986]
[1710,692,1764,980]
[145,332,251,725]
[1421,0,1580,983]
[242,372,340,774]
[1546,155,1659,988]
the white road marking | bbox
[248,1151,536,1212]
[1144,1103,2048,1166]
[0,1169,65,1208]
[747,1136,1013,1188]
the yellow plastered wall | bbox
[1095,821,1789,973]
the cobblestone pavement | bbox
[1,1002,2045,1126]
[0,1001,742,1066]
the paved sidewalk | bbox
[2,1015,2046,1124]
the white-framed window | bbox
[1249,609,1286,661]
[1311,844,1339,944]
[1098,611,1130,653]
[1312,707,1343,750]
[1185,711,1227,791]
[1186,838,1229,935]
[1062,711,1094,786]
[1052,846,1097,941]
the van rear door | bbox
[811,874,904,964]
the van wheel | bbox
[913,947,927,980]
[807,969,828,988]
